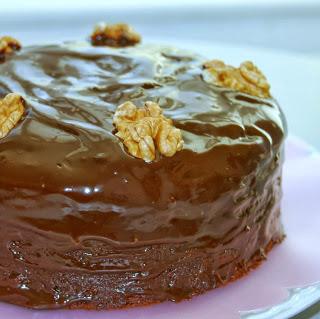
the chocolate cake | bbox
[0,25,286,310]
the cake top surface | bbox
[0,41,286,242]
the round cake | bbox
[0,25,286,310]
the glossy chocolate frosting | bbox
[0,42,286,309]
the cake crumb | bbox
[113,101,183,162]
[0,36,21,63]
[91,23,141,47]
[0,93,25,139]
[203,59,271,98]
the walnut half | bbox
[113,101,183,162]
[0,93,25,139]
[203,59,271,98]
[91,23,141,48]
[0,36,21,63]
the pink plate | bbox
[0,136,319,319]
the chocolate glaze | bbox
[0,43,286,309]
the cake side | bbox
[0,160,284,309]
